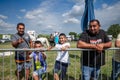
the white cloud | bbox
[0,19,14,28]
[62,2,84,25]
[95,1,120,30]
[20,9,26,12]
[25,9,43,19]
[0,14,8,19]
[24,1,62,34]
[102,3,108,9]
[16,15,22,19]
[64,17,80,24]
[0,19,15,33]
[0,19,15,34]
[0,14,16,33]
[62,4,84,17]
[69,0,84,4]
[23,0,85,34]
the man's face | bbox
[17,25,25,35]
[89,21,100,34]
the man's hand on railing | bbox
[96,43,104,53]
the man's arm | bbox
[115,40,120,47]
[102,41,112,48]
[12,38,24,48]
[29,39,33,48]
[96,41,112,51]
[12,41,19,48]
[77,40,97,49]
[115,33,120,47]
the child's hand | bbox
[61,47,67,51]
[61,47,66,51]
[65,45,70,48]
[47,46,53,51]
[41,52,47,59]
[61,45,70,51]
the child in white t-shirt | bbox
[53,33,70,80]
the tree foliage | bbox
[69,32,77,37]
[38,34,50,39]
[107,24,120,38]
[0,34,2,39]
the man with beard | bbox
[77,19,112,80]
[11,23,33,80]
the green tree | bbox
[0,34,2,39]
[69,32,77,38]
[77,33,81,38]
[107,24,120,38]
[37,34,50,39]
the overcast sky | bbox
[0,0,120,34]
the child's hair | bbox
[59,33,66,37]
[34,40,42,44]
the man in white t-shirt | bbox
[111,33,120,80]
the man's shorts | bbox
[16,61,32,72]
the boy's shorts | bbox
[16,61,32,72]
[54,61,68,79]
[33,68,46,76]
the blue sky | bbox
[0,0,120,34]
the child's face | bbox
[34,43,42,53]
[34,43,42,48]
[59,35,66,44]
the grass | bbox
[0,41,120,80]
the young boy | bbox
[53,33,70,80]
[29,41,47,80]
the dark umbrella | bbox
[81,0,95,31]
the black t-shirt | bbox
[79,29,110,67]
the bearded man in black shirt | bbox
[77,19,112,80]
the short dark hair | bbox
[89,19,100,26]
[34,40,42,44]
[17,23,25,28]
[59,33,66,37]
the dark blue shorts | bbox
[54,61,68,79]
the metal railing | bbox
[0,48,120,80]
